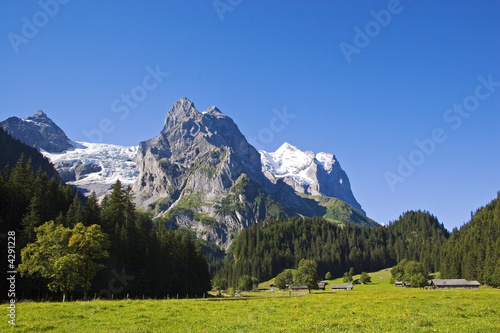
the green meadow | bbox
[3,269,499,332]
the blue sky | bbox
[1,0,499,230]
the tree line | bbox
[0,151,211,301]
[213,210,449,288]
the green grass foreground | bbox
[3,270,499,332]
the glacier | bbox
[42,142,139,198]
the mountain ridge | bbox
[1,98,378,247]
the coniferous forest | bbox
[0,131,211,301]
[1,129,499,302]
[214,197,500,288]
[213,211,449,287]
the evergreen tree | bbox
[20,195,42,247]
[65,194,84,228]
[83,192,101,226]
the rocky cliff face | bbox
[133,98,293,246]
[0,110,72,153]
[260,142,365,214]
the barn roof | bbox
[431,279,480,287]
[290,285,309,290]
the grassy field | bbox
[3,269,499,332]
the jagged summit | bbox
[0,110,72,153]
[31,110,48,119]
[164,97,198,125]
[135,98,264,205]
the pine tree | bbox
[65,194,83,228]
[83,192,101,226]
[20,195,42,247]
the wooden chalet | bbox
[331,284,353,291]
[431,279,480,289]
[317,282,327,290]
[395,281,403,287]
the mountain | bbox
[0,110,138,197]
[0,110,73,153]
[2,98,378,247]
[132,97,296,245]
[260,142,365,214]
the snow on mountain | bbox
[42,142,138,198]
[260,142,365,214]
[260,142,316,186]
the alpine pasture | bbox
[2,269,499,332]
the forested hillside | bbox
[215,210,450,286]
[440,192,500,287]
[0,128,59,180]
[0,137,212,301]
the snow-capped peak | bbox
[260,143,315,185]
[260,142,365,214]
[261,143,335,180]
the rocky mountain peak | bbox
[0,110,72,153]
[134,98,264,201]
[30,110,49,120]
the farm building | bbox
[290,285,309,291]
[395,281,403,287]
[353,279,362,285]
[431,279,480,289]
[331,284,353,291]
[317,282,327,290]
